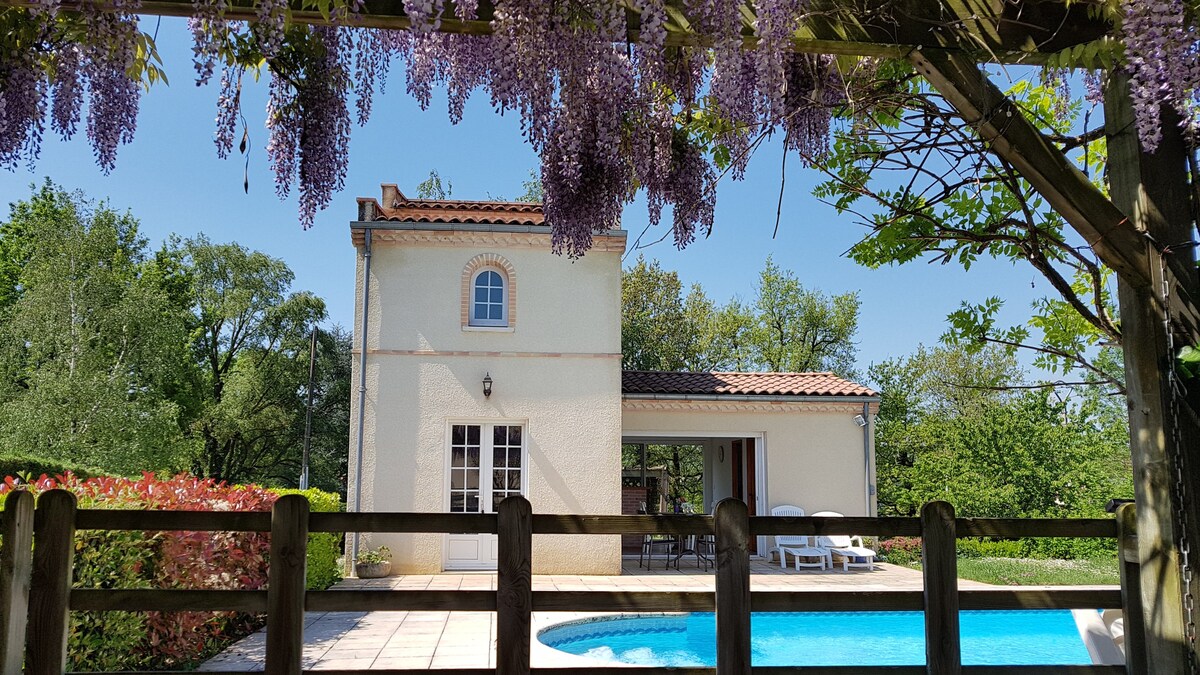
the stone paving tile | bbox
[321,649,381,660]
[405,611,452,621]
[385,643,441,655]
[373,656,434,669]
[311,659,375,670]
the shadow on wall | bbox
[527,438,587,515]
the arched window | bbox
[470,268,508,327]
[461,253,516,330]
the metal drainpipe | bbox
[350,230,372,576]
[862,402,873,517]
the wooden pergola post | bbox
[1105,72,1200,671]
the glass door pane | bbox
[450,424,481,513]
[490,424,523,512]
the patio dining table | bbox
[652,511,714,570]
[669,532,714,570]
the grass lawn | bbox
[902,556,1121,585]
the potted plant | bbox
[355,545,392,578]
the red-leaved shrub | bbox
[877,536,923,565]
[2,473,278,670]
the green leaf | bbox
[1178,345,1200,380]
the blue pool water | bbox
[539,611,1092,666]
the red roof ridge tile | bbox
[356,184,547,226]
[705,370,836,377]
[393,198,542,210]
[621,369,877,398]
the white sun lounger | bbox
[811,510,876,571]
[770,505,830,570]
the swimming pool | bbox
[538,611,1093,666]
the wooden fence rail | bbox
[0,491,1136,675]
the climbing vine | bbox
[0,1,1196,255]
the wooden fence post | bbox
[714,498,751,675]
[26,490,76,675]
[497,496,532,675]
[921,501,960,675]
[266,494,309,675]
[1117,503,1147,674]
[1,490,34,674]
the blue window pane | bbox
[468,269,510,326]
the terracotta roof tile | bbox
[621,370,877,398]
[357,184,545,226]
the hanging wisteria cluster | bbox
[1119,0,1200,152]
[3,0,866,256]
[1,0,144,173]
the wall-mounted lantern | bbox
[483,372,493,399]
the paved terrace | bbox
[202,560,988,671]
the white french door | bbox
[445,422,525,570]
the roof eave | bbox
[621,392,880,404]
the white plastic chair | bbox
[770,505,830,570]
[811,510,876,571]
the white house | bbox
[348,185,879,575]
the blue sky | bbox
[0,18,1046,377]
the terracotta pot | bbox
[355,560,391,578]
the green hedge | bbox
[70,528,157,669]
[955,538,1025,559]
[271,487,345,590]
[0,453,98,481]
[879,535,1116,565]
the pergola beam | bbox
[1,0,1108,64]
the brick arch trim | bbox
[461,253,517,329]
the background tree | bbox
[621,256,859,377]
[515,170,543,203]
[750,256,860,377]
[869,344,1131,522]
[303,325,353,496]
[416,169,452,200]
[0,183,353,489]
[0,182,192,474]
[620,256,698,371]
[175,235,327,483]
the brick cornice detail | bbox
[351,228,626,251]
[621,399,880,415]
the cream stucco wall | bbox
[348,225,625,575]
[622,399,878,520]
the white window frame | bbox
[443,419,528,514]
[468,267,508,328]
